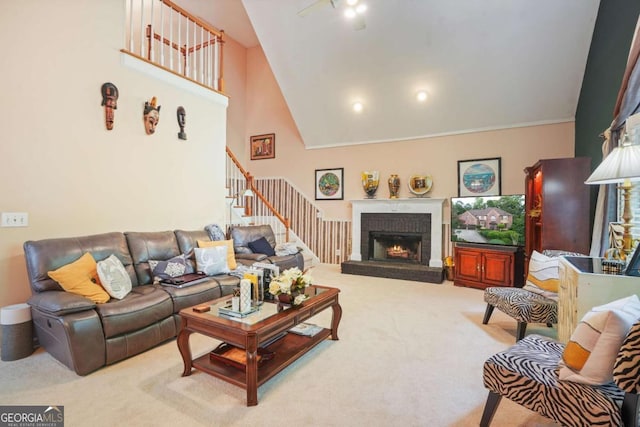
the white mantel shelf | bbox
[349,198,446,268]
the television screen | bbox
[451,194,525,247]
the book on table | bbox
[288,323,323,337]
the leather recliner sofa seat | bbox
[228,224,304,271]
[23,229,240,375]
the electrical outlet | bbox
[1,212,29,227]
[335,249,341,256]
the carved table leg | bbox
[177,327,194,377]
[245,337,259,406]
[330,301,343,340]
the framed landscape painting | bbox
[315,168,344,200]
[457,157,501,197]
[250,133,275,160]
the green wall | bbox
[575,0,640,231]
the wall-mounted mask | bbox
[177,106,187,140]
[143,97,161,135]
[101,82,119,130]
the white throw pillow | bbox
[558,294,640,385]
[96,254,132,300]
[195,246,230,276]
[522,250,560,301]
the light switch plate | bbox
[1,212,29,227]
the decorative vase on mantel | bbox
[361,171,380,198]
[388,174,400,199]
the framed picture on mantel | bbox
[457,157,501,197]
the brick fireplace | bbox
[341,198,445,283]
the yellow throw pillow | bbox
[197,239,237,270]
[48,252,110,304]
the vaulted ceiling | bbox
[179,0,601,149]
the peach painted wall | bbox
[0,2,234,307]
[242,46,576,221]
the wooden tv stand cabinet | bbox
[454,243,525,290]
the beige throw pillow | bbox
[558,295,640,385]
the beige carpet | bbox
[0,264,558,427]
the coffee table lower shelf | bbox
[192,329,331,388]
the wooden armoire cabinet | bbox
[454,243,525,290]
[524,157,591,259]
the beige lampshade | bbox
[585,140,640,185]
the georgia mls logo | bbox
[0,405,64,427]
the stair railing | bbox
[122,0,225,93]
[226,147,290,243]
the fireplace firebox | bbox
[369,232,422,264]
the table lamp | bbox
[585,132,640,255]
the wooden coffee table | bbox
[177,285,342,406]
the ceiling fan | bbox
[297,0,367,31]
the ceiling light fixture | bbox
[417,91,429,102]
[344,0,366,19]
[353,102,364,112]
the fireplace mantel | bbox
[350,198,445,268]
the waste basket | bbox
[1,303,34,361]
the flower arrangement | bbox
[268,267,312,306]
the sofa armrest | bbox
[235,253,269,262]
[28,291,96,316]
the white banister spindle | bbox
[208,36,212,87]
[214,36,219,90]
[198,27,204,83]
[139,0,144,55]
[159,2,164,66]
[185,18,189,77]
[178,12,182,75]
[149,0,154,61]
[192,22,196,80]
[169,7,173,70]
[129,0,134,52]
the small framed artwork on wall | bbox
[457,157,502,197]
[250,133,275,160]
[315,168,344,200]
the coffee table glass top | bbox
[207,286,328,325]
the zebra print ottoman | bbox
[481,334,626,426]
[483,287,557,341]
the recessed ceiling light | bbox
[344,7,356,19]
[353,102,364,112]
[355,4,367,14]
[416,91,428,102]
[346,0,358,6]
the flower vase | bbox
[277,294,293,304]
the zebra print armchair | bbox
[480,319,640,427]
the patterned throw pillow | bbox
[195,246,230,276]
[148,254,193,281]
[97,254,132,300]
[48,252,110,304]
[523,250,560,300]
[559,295,640,385]
[197,239,237,270]
[205,223,226,241]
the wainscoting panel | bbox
[255,178,351,264]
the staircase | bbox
[226,148,319,269]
